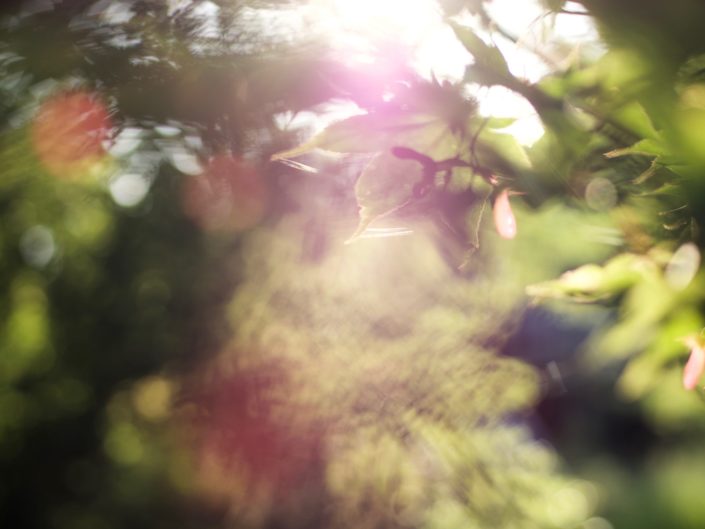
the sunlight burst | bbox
[324,0,441,43]
[307,0,600,146]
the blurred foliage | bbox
[2,0,705,529]
[183,208,593,529]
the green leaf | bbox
[471,127,533,174]
[604,137,669,159]
[346,152,425,243]
[484,117,517,129]
[612,101,660,140]
[463,64,512,87]
[618,308,705,399]
[526,253,651,302]
[272,111,460,161]
[542,0,566,11]
[271,113,431,158]
[449,22,510,79]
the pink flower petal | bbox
[493,189,517,240]
[683,338,705,390]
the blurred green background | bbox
[2,1,705,529]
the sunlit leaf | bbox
[483,116,517,129]
[347,152,424,243]
[612,101,660,140]
[619,307,705,398]
[449,21,510,80]
[471,126,533,175]
[526,253,650,302]
[541,0,567,11]
[272,111,460,161]
[604,137,669,159]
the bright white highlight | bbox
[110,173,150,208]
[307,0,600,146]
[20,226,56,268]
[327,0,440,38]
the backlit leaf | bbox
[604,137,669,159]
[449,22,510,80]
[272,111,458,161]
[347,152,425,243]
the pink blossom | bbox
[683,337,705,390]
[493,189,517,240]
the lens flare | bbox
[182,154,269,232]
[189,365,323,507]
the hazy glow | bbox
[315,0,442,47]
[182,154,269,232]
[308,0,600,146]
